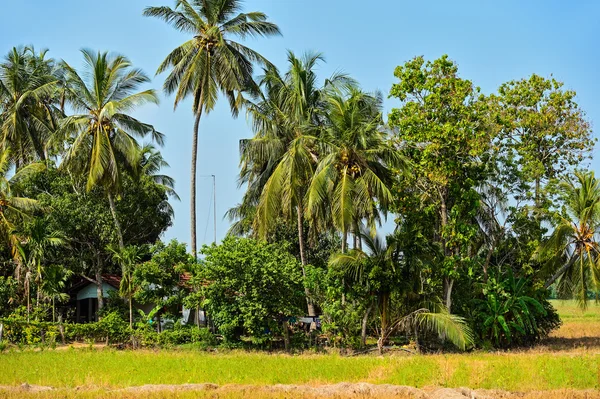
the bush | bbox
[470,270,561,348]
[0,308,61,346]
[1,308,216,348]
[135,325,216,348]
[192,237,305,343]
[65,311,129,343]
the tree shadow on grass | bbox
[538,336,600,351]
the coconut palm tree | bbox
[144,0,281,256]
[136,144,179,200]
[237,53,352,317]
[58,49,163,249]
[331,231,473,354]
[539,171,600,308]
[0,148,44,321]
[307,88,405,252]
[0,149,43,260]
[0,46,61,167]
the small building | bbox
[69,275,121,323]
[67,273,207,327]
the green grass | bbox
[2,299,600,395]
[1,349,600,391]
[549,299,600,322]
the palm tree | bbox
[539,171,600,307]
[136,144,179,200]
[307,88,405,252]
[22,219,65,309]
[0,149,44,321]
[238,53,352,317]
[109,245,143,329]
[41,265,72,322]
[0,149,43,259]
[59,49,163,249]
[0,46,61,167]
[331,231,473,354]
[144,0,281,256]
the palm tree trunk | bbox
[107,192,124,250]
[190,111,202,258]
[26,286,30,323]
[296,204,316,318]
[440,193,454,312]
[378,292,390,355]
[341,230,348,306]
[443,277,454,313]
[361,301,374,348]
[129,298,133,329]
[544,256,577,289]
[95,267,104,311]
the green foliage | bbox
[388,55,489,312]
[0,276,17,317]
[538,171,600,306]
[18,167,173,282]
[195,237,304,342]
[0,46,61,166]
[135,325,217,348]
[492,74,593,202]
[471,271,560,347]
[0,308,59,345]
[134,240,192,307]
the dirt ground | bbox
[4,383,600,399]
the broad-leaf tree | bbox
[388,55,489,312]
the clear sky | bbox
[2,0,598,248]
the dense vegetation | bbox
[0,0,597,353]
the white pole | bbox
[212,175,217,244]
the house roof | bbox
[69,274,121,294]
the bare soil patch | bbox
[3,383,600,399]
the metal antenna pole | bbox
[212,174,217,244]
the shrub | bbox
[470,270,561,348]
[192,237,304,343]
[134,325,216,348]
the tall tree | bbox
[0,149,41,259]
[144,0,280,256]
[0,46,61,167]
[539,171,600,307]
[22,219,64,309]
[59,49,163,250]
[388,55,490,312]
[493,74,593,213]
[307,88,404,252]
[110,245,143,329]
[41,264,72,322]
[237,52,351,317]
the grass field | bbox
[1,300,600,398]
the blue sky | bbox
[2,0,598,248]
